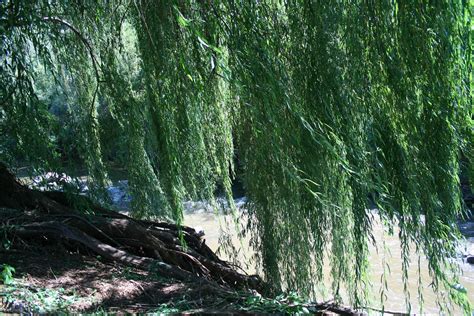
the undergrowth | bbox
[0,282,94,314]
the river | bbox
[182,199,474,314]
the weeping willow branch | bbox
[42,16,101,82]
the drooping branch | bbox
[42,16,101,82]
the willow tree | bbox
[0,0,472,313]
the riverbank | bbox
[0,164,361,315]
[0,240,359,315]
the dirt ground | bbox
[0,246,254,314]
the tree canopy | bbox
[1,0,472,312]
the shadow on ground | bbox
[0,246,250,314]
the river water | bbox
[182,199,474,314]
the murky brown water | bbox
[184,207,474,314]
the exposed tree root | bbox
[0,163,262,291]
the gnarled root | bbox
[0,163,264,293]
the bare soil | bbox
[0,246,253,314]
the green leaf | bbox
[1,264,15,285]
[174,6,190,28]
